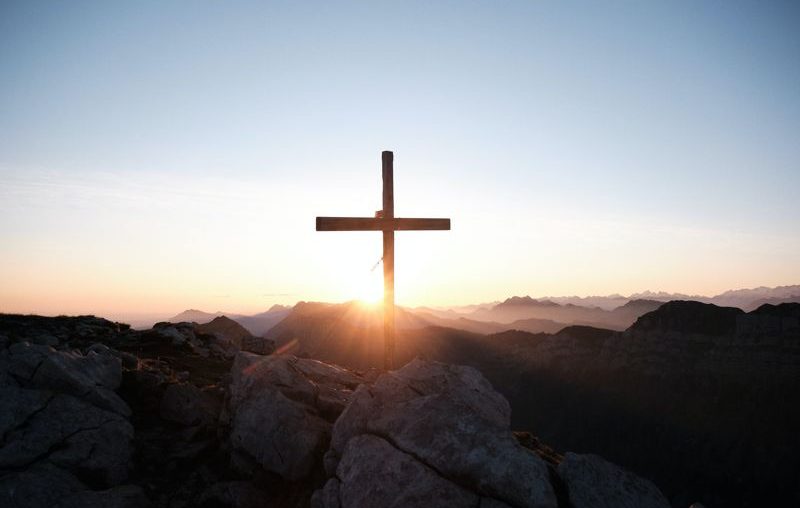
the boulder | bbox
[322,358,557,508]
[0,385,52,438]
[227,353,365,480]
[240,335,275,355]
[2,342,53,382]
[0,463,86,508]
[326,434,479,508]
[230,383,330,480]
[31,346,130,416]
[0,388,133,485]
[2,341,130,416]
[0,387,134,486]
[557,452,670,508]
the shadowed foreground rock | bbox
[227,352,368,480]
[558,453,670,508]
[0,339,139,507]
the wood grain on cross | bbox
[316,151,451,370]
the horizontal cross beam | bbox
[316,217,450,231]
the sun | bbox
[354,267,384,305]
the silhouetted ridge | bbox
[195,315,252,341]
[554,325,615,343]
[630,300,743,336]
[615,299,663,311]
[749,302,800,319]
[488,329,549,347]
[497,296,558,307]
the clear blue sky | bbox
[1,1,798,318]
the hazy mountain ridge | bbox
[165,285,799,339]
[167,308,227,324]
[166,305,291,337]
[466,296,663,330]
[435,285,800,328]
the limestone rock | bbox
[227,353,365,480]
[230,384,330,480]
[325,358,557,508]
[0,463,86,508]
[31,345,130,416]
[0,387,134,486]
[2,342,53,382]
[334,434,478,508]
[557,452,670,508]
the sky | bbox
[1,0,799,321]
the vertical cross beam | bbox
[382,151,395,370]
[315,150,449,371]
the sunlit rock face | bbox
[227,352,367,480]
[316,358,558,508]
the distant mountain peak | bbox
[167,309,224,325]
[498,296,558,307]
[618,299,663,309]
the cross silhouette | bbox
[316,151,451,370]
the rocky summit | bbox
[0,313,673,508]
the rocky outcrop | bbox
[330,434,481,508]
[146,319,275,360]
[227,353,366,480]
[313,358,672,508]
[317,359,555,508]
[0,314,227,508]
[557,453,670,508]
[0,327,139,507]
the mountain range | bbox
[169,285,800,339]
[167,304,291,336]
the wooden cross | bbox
[316,151,451,370]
